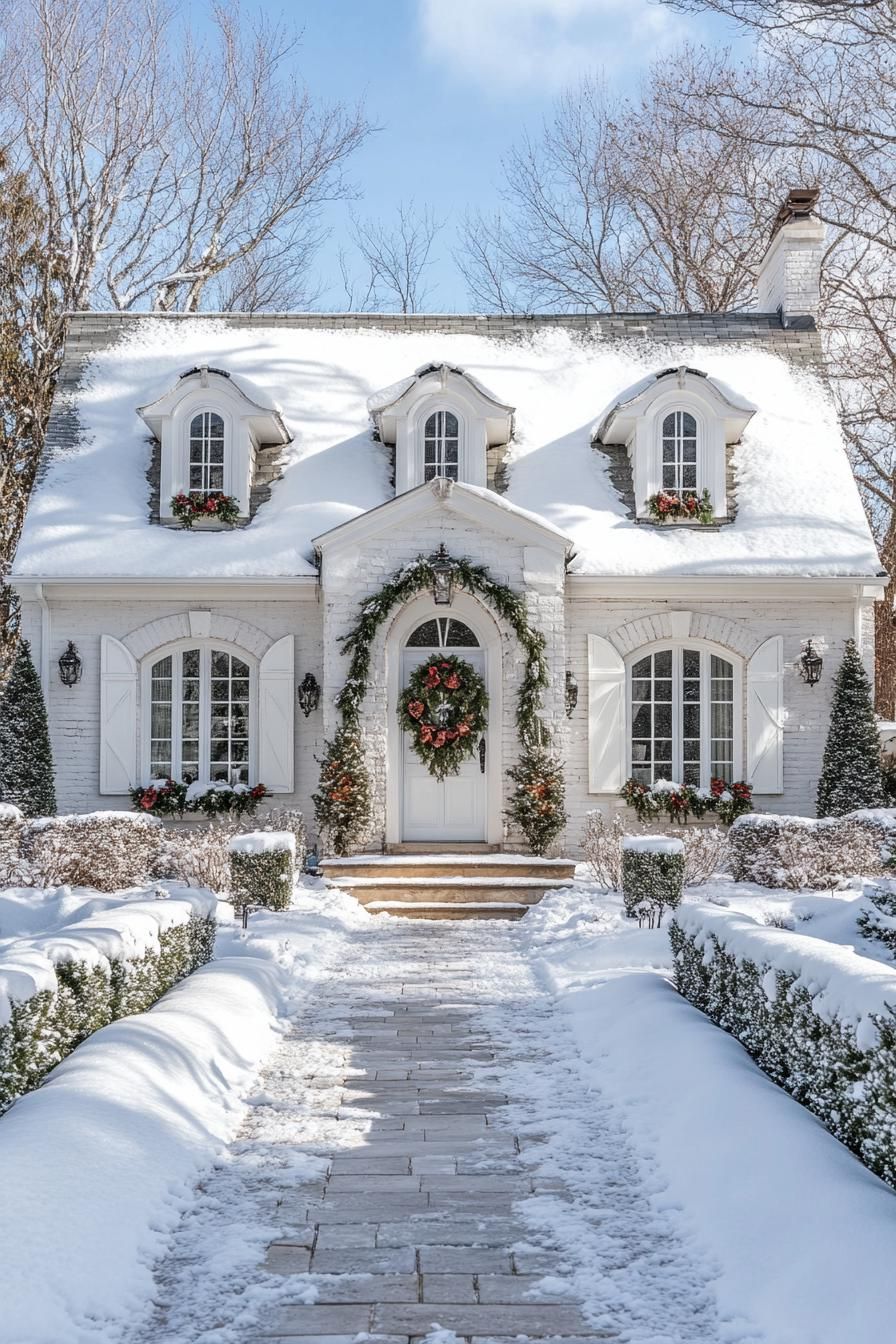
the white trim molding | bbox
[608,610,763,659]
[123,611,275,662]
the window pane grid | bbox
[423,410,460,482]
[630,648,736,788]
[147,646,253,786]
[661,410,698,493]
[189,411,225,496]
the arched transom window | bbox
[149,646,251,784]
[630,646,736,787]
[189,411,225,495]
[406,616,479,648]
[423,410,459,482]
[661,410,698,493]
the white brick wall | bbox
[561,593,874,852]
[20,596,323,822]
[21,569,876,857]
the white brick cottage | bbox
[9,199,886,855]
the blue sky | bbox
[234,2,740,308]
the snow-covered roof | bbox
[11,312,882,582]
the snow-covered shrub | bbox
[254,806,306,868]
[621,836,684,927]
[153,817,240,892]
[585,813,727,891]
[0,886,217,1110]
[728,813,882,889]
[0,803,24,867]
[857,881,896,957]
[228,832,295,911]
[583,811,626,890]
[21,812,162,892]
[670,903,896,1187]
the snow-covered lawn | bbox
[1,873,896,1343]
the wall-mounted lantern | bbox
[429,543,455,606]
[565,669,579,718]
[58,641,82,688]
[800,640,823,687]
[297,672,321,717]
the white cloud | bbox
[418,0,685,94]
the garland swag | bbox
[314,551,557,855]
[337,553,550,746]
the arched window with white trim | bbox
[188,411,226,495]
[629,645,739,787]
[147,644,252,784]
[423,410,460,481]
[661,410,698,493]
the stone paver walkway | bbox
[132,917,724,1344]
[255,925,611,1343]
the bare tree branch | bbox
[345,201,443,313]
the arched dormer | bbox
[137,365,291,526]
[594,366,756,523]
[368,361,514,494]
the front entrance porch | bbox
[320,852,575,920]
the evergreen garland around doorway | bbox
[313,550,563,855]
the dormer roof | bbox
[594,365,757,446]
[137,364,291,445]
[368,361,514,447]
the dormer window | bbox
[424,410,460,482]
[661,411,698,494]
[368,362,513,495]
[137,366,290,527]
[189,411,226,495]
[594,366,757,524]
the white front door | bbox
[400,616,487,843]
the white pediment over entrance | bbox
[313,477,571,564]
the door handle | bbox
[478,736,486,774]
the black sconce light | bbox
[800,640,823,687]
[296,672,321,717]
[58,641,82,688]
[429,543,455,606]
[565,669,579,718]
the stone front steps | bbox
[321,854,576,921]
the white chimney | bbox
[756,188,825,327]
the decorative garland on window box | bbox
[621,776,753,825]
[171,492,241,528]
[645,489,714,525]
[130,778,267,818]
[398,654,489,780]
[314,550,556,855]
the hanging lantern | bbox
[296,672,321,717]
[565,670,579,718]
[58,641,82,688]
[429,543,455,606]
[800,640,823,687]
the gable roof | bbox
[313,477,570,553]
[10,311,882,583]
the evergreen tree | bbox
[506,745,567,855]
[0,638,56,816]
[817,639,884,817]
[312,727,371,856]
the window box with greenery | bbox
[170,491,241,529]
[645,488,714,525]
